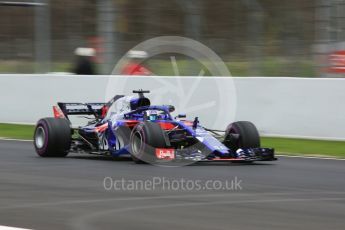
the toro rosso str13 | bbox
[34,90,277,165]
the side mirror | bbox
[192,117,199,129]
[176,114,186,119]
[168,105,175,113]
[164,105,175,112]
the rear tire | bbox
[224,121,260,151]
[130,122,167,164]
[34,118,71,157]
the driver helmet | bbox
[145,110,159,121]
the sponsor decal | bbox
[155,148,175,160]
[157,122,175,130]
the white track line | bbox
[277,154,345,161]
[0,138,32,142]
[0,226,33,230]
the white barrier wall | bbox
[0,74,344,140]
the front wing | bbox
[157,147,277,162]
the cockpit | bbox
[123,107,172,121]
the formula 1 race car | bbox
[33,90,276,165]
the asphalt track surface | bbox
[0,140,344,230]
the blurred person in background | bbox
[73,47,97,75]
[121,50,152,75]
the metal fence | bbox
[0,0,344,77]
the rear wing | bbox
[56,102,106,120]
[54,95,125,120]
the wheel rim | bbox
[225,126,241,150]
[132,131,143,156]
[35,126,46,149]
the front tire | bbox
[34,118,71,157]
[224,121,260,151]
[130,122,167,164]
